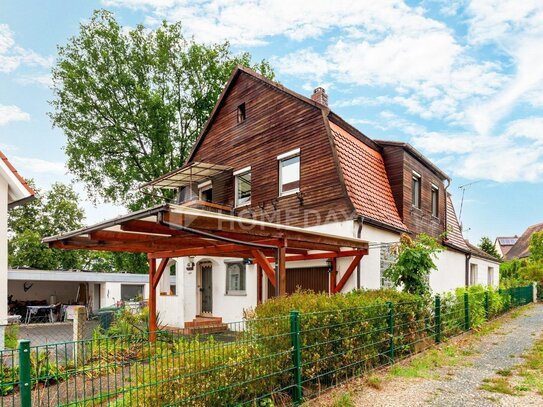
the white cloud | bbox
[0,105,30,125]
[15,74,53,87]
[0,24,52,73]
[10,156,66,176]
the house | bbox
[8,268,153,320]
[464,241,501,287]
[45,66,490,330]
[1,151,35,348]
[505,223,543,260]
[494,236,518,258]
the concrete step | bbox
[185,316,223,328]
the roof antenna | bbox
[458,181,481,232]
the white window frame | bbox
[469,263,478,286]
[234,167,251,207]
[278,149,300,197]
[431,184,439,217]
[412,172,421,209]
[198,180,212,202]
[487,267,494,286]
[225,261,246,295]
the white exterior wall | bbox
[0,177,8,349]
[100,282,149,308]
[469,256,500,287]
[431,249,466,293]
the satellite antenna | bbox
[458,181,481,232]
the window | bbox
[469,264,478,286]
[234,168,251,206]
[431,185,439,217]
[412,172,421,208]
[226,262,246,294]
[120,284,144,301]
[380,246,396,289]
[237,103,246,123]
[487,267,494,286]
[278,149,300,196]
[199,181,213,203]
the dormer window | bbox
[412,171,421,209]
[237,103,246,123]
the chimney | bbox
[311,87,328,106]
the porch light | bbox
[243,258,253,265]
[186,256,195,271]
[326,259,333,273]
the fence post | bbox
[73,305,86,366]
[387,302,395,362]
[463,292,470,331]
[434,295,441,344]
[289,310,302,405]
[533,282,538,303]
[18,339,32,407]
[484,291,490,321]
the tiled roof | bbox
[330,122,407,231]
[444,194,469,252]
[506,222,543,260]
[0,150,35,206]
[465,240,501,262]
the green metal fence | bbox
[0,284,535,406]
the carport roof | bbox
[8,269,150,284]
[43,204,369,259]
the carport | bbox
[43,204,368,340]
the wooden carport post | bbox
[148,256,157,342]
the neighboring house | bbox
[0,151,35,348]
[144,66,482,326]
[494,236,518,258]
[506,223,543,260]
[8,268,152,315]
[464,241,501,287]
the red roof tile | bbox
[444,194,469,252]
[0,150,35,197]
[330,122,407,231]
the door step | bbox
[182,316,228,335]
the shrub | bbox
[4,325,19,349]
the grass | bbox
[387,345,473,379]
[479,377,517,395]
[517,334,543,395]
[330,392,354,407]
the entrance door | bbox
[200,263,213,314]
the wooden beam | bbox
[148,242,259,259]
[121,220,184,236]
[152,258,171,289]
[333,255,363,294]
[278,245,286,296]
[330,258,337,294]
[252,250,276,287]
[266,249,368,263]
[148,257,157,342]
[257,264,263,305]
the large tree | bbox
[50,9,275,210]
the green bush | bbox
[4,325,19,349]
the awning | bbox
[140,162,232,189]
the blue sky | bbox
[1,1,543,243]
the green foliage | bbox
[529,232,543,263]
[8,180,146,273]
[4,325,19,349]
[50,9,275,210]
[384,233,444,297]
[478,236,501,259]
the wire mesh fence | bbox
[0,284,536,406]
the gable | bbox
[444,194,469,252]
[506,223,543,260]
[189,70,354,227]
[0,150,35,208]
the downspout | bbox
[465,253,472,287]
[355,215,364,289]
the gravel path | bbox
[348,304,543,407]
